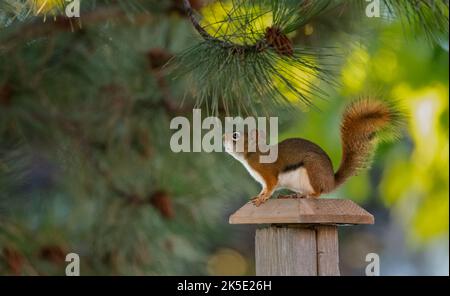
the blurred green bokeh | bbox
[0,0,448,276]
[281,21,449,243]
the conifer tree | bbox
[0,0,448,275]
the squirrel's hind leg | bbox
[303,156,335,196]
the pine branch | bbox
[183,0,213,41]
[175,0,339,114]
[382,0,449,44]
[0,6,126,53]
[183,0,266,52]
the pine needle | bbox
[174,0,339,114]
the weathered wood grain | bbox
[316,225,340,276]
[229,198,374,225]
[233,199,374,276]
[255,226,317,276]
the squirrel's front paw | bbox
[251,195,268,207]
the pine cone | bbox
[0,84,12,107]
[39,245,66,265]
[3,247,24,275]
[264,26,294,57]
[150,190,175,219]
[147,48,173,70]
[132,129,153,159]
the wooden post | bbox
[229,199,374,276]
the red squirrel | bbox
[223,99,401,206]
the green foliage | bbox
[172,0,340,114]
[382,0,449,44]
[339,20,449,241]
[174,0,449,113]
[0,6,255,274]
[0,0,448,275]
[173,43,336,114]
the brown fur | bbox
[225,99,398,205]
[334,99,395,187]
[244,137,335,198]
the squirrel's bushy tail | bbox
[334,98,402,188]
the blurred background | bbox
[0,0,448,275]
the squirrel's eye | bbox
[232,132,240,141]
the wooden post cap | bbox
[229,198,374,225]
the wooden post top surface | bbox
[229,198,374,225]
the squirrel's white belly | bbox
[277,167,314,195]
